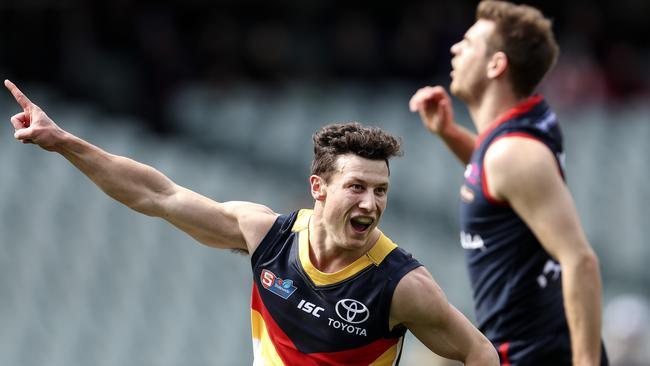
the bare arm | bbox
[5,79,278,253]
[409,86,476,164]
[485,137,603,366]
[390,267,499,365]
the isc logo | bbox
[297,299,325,318]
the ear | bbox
[487,51,508,79]
[310,175,327,201]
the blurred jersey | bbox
[460,96,572,363]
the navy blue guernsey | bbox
[250,209,422,365]
[460,96,609,365]
[459,96,569,344]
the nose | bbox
[358,191,376,211]
[450,41,461,55]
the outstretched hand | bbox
[409,86,455,136]
[5,79,63,151]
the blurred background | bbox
[0,0,648,365]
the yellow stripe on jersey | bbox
[369,337,403,366]
[251,309,285,366]
[365,235,398,266]
[293,210,398,286]
[291,209,312,233]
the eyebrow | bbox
[349,177,389,188]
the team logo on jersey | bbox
[260,269,297,300]
[335,299,370,324]
[464,163,479,185]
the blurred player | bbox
[409,1,608,365]
[5,79,498,365]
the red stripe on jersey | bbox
[481,131,565,206]
[476,95,543,148]
[498,342,511,366]
[252,284,308,365]
[481,132,536,206]
[304,338,398,365]
[251,283,399,365]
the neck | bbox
[467,85,526,134]
[308,214,379,273]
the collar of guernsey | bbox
[292,209,398,286]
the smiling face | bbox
[449,19,496,103]
[312,153,389,251]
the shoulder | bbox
[222,201,280,224]
[485,135,556,172]
[484,136,560,200]
[389,267,449,328]
[222,201,281,253]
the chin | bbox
[342,232,365,247]
[347,231,374,248]
[449,82,462,97]
[451,86,472,103]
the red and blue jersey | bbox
[250,209,421,365]
[460,96,570,353]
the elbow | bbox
[467,340,499,366]
[482,345,500,366]
[576,249,600,273]
[125,190,170,217]
[562,247,601,277]
[126,184,177,217]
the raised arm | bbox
[5,79,278,253]
[409,86,476,165]
[390,267,499,365]
[484,137,603,366]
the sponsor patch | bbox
[335,299,369,324]
[260,269,297,299]
[464,163,479,185]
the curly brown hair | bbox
[477,0,559,97]
[311,122,402,181]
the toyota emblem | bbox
[335,299,369,324]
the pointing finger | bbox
[4,79,34,111]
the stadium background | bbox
[0,0,648,365]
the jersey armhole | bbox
[382,249,423,336]
[250,211,297,268]
[482,132,563,206]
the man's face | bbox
[449,19,495,102]
[317,154,389,250]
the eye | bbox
[351,184,364,192]
[375,187,387,196]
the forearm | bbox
[562,252,603,365]
[463,337,499,366]
[439,123,476,165]
[55,131,174,215]
[465,350,499,366]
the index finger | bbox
[4,79,34,110]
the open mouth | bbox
[350,216,373,233]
